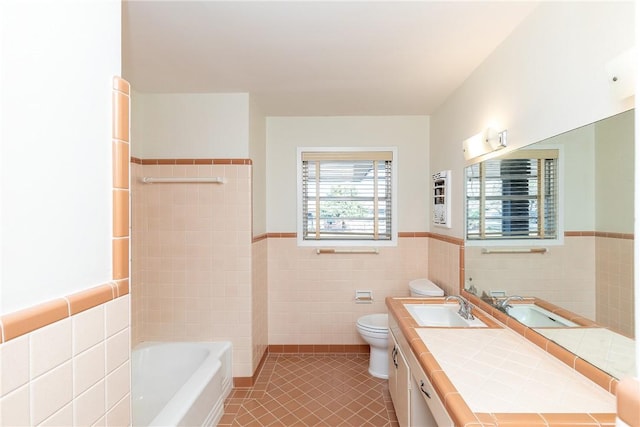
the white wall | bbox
[131,93,250,159]
[595,109,634,234]
[431,1,635,239]
[0,0,121,314]
[249,97,267,236]
[266,116,430,233]
[536,123,596,232]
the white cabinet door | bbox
[389,331,410,427]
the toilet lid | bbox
[357,313,388,332]
[409,279,444,296]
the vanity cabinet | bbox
[388,331,410,427]
[389,314,453,427]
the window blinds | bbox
[301,152,393,241]
[466,150,559,240]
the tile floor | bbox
[218,353,399,426]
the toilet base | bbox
[368,346,389,379]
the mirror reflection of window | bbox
[465,150,558,241]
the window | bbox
[297,148,397,245]
[465,149,559,241]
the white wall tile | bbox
[74,380,105,427]
[73,304,105,356]
[73,343,105,397]
[30,361,73,425]
[0,384,30,426]
[0,335,29,397]
[30,318,72,379]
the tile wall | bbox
[427,234,463,297]
[0,77,131,426]
[465,233,635,338]
[266,235,430,345]
[131,160,255,377]
[0,293,131,426]
[465,236,597,319]
[595,234,635,337]
[251,236,268,372]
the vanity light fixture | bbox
[462,128,508,161]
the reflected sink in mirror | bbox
[506,304,579,328]
[404,304,488,327]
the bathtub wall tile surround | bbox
[131,160,255,377]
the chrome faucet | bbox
[445,295,475,320]
[498,295,524,310]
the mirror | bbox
[463,109,635,379]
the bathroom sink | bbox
[506,304,579,327]
[404,304,488,327]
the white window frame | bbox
[465,147,564,247]
[296,147,398,247]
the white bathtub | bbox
[132,341,232,427]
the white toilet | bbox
[356,279,444,379]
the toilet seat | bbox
[356,314,388,334]
[409,278,445,297]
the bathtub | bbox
[132,341,232,427]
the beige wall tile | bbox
[106,329,129,374]
[267,237,428,345]
[73,343,105,397]
[74,381,105,426]
[30,318,71,379]
[106,361,129,411]
[106,394,131,427]
[0,335,29,397]
[72,304,105,356]
[0,295,130,426]
[133,164,254,376]
[30,361,73,425]
[106,296,130,338]
[38,403,73,427]
[465,236,596,319]
[0,384,30,426]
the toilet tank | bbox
[409,279,444,297]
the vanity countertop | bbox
[385,297,616,426]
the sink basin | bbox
[506,304,579,327]
[404,304,487,327]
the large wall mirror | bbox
[463,109,635,379]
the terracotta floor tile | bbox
[219,353,395,426]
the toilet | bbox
[356,279,444,379]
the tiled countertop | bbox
[386,297,617,426]
[416,328,614,413]
[534,327,635,380]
